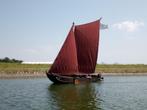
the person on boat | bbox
[97,73,103,79]
[97,73,102,78]
[86,75,92,79]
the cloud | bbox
[112,20,144,32]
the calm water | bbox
[1,76,147,110]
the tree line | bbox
[0,57,23,63]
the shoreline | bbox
[1,63,147,79]
[0,74,46,79]
[102,72,147,76]
[0,72,46,79]
[1,72,147,79]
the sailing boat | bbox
[46,19,103,84]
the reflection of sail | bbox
[48,84,102,110]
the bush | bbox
[0,57,23,63]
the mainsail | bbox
[49,20,100,75]
[75,20,100,73]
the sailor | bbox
[97,73,101,78]
[98,73,104,80]
[86,75,92,79]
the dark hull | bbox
[46,72,103,84]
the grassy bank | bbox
[0,63,49,74]
[0,63,147,78]
[95,64,147,73]
[0,63,49,78]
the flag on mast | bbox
[100,23,108,30]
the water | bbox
[1,76,147,110]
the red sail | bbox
[74,20,100,73]
[49,25,78,75]
[49,20,100,75]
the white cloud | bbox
[112,20,144,32]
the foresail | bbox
[49,25,78,75]
[75,20,100,73]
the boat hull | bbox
[46,72,103,84]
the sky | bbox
[0,0,147,64]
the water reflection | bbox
[48,83,102,110]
